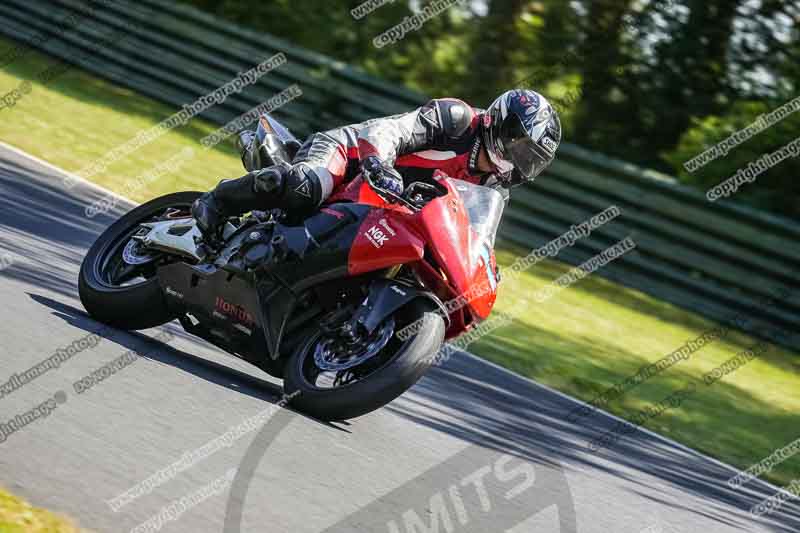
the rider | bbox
[192,89,562,238]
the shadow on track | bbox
[386,352,800,532]
[29,293,284,403]
[28,292,349,434]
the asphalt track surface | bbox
[0,143,798,533]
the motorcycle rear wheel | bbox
[283,299,446,421]
[78,191,201,330]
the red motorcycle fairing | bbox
[348,209,425,275]
[412,178,497,322]
[327,176,499,333]
[328,175,425,276]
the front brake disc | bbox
[313,317,395,372]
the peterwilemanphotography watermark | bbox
[587,383,697,452]
[685,94,800,173]
[351,0,395,20]
[706,135,800,201]
[85,149,195,218]
[1,331,103,400]
[568,287,792,424]
[108,390,299,512]
[130,469,237,533]
[71,53,289,186]
[729,436,800,489]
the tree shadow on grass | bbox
[468,315,800,482]
[494,247,800,383]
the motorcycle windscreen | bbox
[255,113,300,166]
[423,179,504,321]
[448,179,504,260]
[452,179,504,314]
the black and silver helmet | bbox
[482,89,562,187]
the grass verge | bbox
[1,36,798,488]
[0,487,84,532]
[480,249,800,486]
[0,36,240,200]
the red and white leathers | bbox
[280,98,507,211]
[194,91,558,238]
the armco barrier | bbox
[0,0,797,350]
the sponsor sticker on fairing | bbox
[365,225,391,248]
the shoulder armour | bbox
[423,99,475,139]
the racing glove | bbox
[361,155,404,201]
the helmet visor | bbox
[505,136,553,179]
[499,115,554,180]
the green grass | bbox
[2,36,799,488]
[0,488,84,532]
[477,248,800,486]
[0,36,242,200]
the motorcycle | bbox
[78,113,504,420]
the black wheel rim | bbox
[298,317,405,391]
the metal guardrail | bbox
[1,0,797,350]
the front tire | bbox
[78,192,201,330]
[283,299,446,421]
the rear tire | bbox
[283,299,446,421]
[78,192,201,330]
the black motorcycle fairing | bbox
[263,203,372,292]
[157,201,380,367]
[157,197,427,371]
[253,278,299,360]
[253,203,375,358]
[157,262,272,366]
[236,204,367,276]
[353,279,449,335]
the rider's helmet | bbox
[482,89,562,187]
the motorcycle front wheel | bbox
[283,299,446,421]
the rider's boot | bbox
[192,165,288,240]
